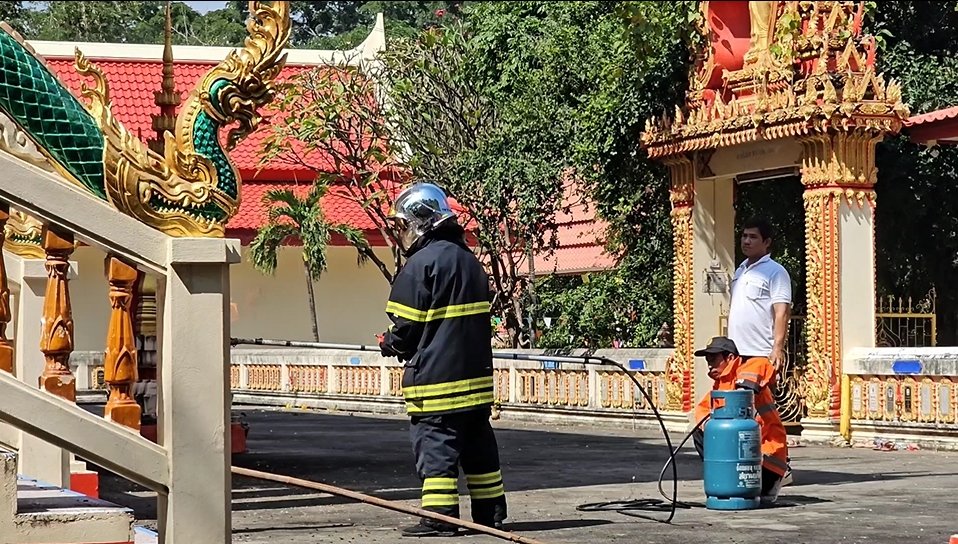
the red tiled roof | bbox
[36,48,612,263]
[904,106,958,144]
[530,180,618,275]
[904,106,958,127]
[229,180,398,245]
[38,50,401,241]
[43,58,324,180]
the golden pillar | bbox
[800,130,881,420]
[0,204,13,374]
[665,155,695,412]
[39,226,76,401]
[104,256,142,430]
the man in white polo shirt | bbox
[727,217,794,487]
[728,217,792,373]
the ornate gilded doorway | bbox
[642,1,909,433]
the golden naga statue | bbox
[0,1,291,238]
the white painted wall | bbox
[838,201,876,353]
[691,175,736,404]
[229,245,394,344]
[19,244,394,352]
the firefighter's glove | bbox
[377,333,399,358]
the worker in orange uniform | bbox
[692,336,792,504]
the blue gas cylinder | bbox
[702,389,762,510]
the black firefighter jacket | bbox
[382,227,495,417]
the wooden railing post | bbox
[104,256,141,430]
[0,204,13,374]
[39,225,75,401]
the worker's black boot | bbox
[401,519,459,537]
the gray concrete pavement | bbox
[94,406,958,543]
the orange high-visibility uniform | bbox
[694,355,789,477]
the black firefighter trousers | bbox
[409,407,507,526]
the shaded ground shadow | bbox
[79,406,956,524]
[503,519,614,532]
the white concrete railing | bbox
[73,347,688,428]
[74,344,958,449]
[0,152,238,542]
[842,348,958,443]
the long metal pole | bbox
[230,337,620,368]
[230,466,549,544]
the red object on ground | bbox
[70,469,99,499]
[949,534,958,544]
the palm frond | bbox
[300,217,332,281]
[331,224,372,266]
[249,223,297,275]
[262,189,300,209]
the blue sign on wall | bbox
[628,359,646,371]
[349,357,362,366]
[892,359,922,375]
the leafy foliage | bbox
[455,1,696,348]
[864,1,958,343]
[259,64,405,282]
[226,0,466,49]
[377,14,577,347]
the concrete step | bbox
[2,448,134,544]
[134,526,158,543]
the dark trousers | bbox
[692,428,782,496]
[410,408,507,525]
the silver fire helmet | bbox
[388,182,458,249]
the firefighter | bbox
[378,182,507,537]
[691,336,792,504]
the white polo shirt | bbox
[727,254,792,357]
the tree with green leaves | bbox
[260,1,700,348]
[377,18,573,348]
[864,1,958,344]
[249,183,372,342]
[19,1,247,47]
[259,61,407,283]
[458,1,696,348]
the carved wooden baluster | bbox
[0,204,13,374]
[104,256,141,430]
[39,226,75,401]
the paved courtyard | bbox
[94,406,958,543]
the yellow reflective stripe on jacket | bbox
[403,376,494,400]
[386,301,490,323]
[406,391,495,414]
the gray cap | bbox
[694,336,739,357]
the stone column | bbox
[691,172,736,406]
[156,238,238,544]
[664,154,737,412]
[800,130,881,427]
[15,254,74,487]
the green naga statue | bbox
[0,1,291,239]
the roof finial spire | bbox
[149,0,179,155]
